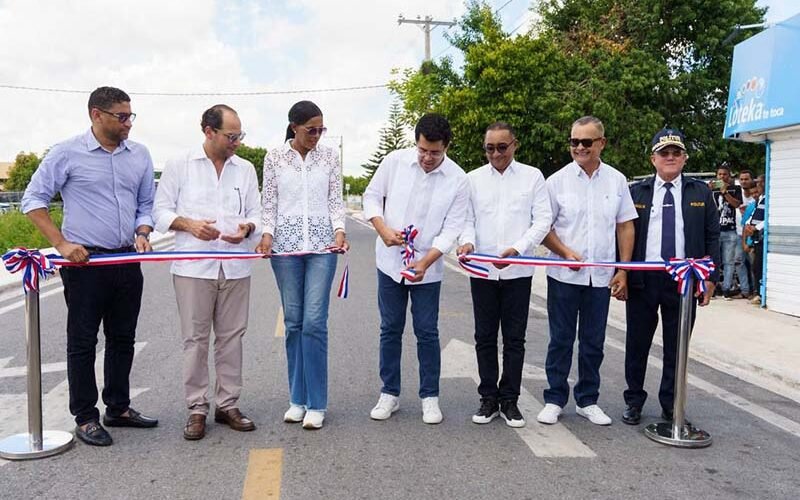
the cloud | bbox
[0,0,466,176]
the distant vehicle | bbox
[0,202,12,214]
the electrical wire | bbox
[0,83,389,96]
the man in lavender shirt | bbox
[22,86,159,446]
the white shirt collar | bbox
[655,174,682,190]
[190,145,245,167]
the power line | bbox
[433,0,521,59]
[0,83,389,97]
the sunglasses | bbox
[97,108,136,123]
[301,126,327,136]
[216,130,246,144]
[655,149,685,158]
[484,143,512,154]
[569,137,602,148]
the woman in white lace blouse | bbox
[256,101,347,430]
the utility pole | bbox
[397,15,456,62]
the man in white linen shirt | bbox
[536,116,637,426]
[363,113,470,425]
[153,105,261,440]
[456,122,552,428]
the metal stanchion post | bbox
[644,272,712,448]
[0,290,74,460]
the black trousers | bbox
[61,262,144,425]
[624,272,697,412]
[753,241,764,295]
[469,276,531,402]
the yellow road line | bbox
[275,307,285,337]
[242,448,283,499]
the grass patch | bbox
[0,208,62,252]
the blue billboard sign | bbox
[724,13,800,139]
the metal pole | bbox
[644,272,712,448]
[26,290,44,450]
[424,19,431,61]
[0,289,74,460]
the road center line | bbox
[242,448,283,500]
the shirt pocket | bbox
[180,183,216,220]
[556,193,580,219]
[602,193,622,220]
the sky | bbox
[0,0,796,177]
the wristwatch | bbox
[135,231,150,241]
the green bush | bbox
[0,208,63,252]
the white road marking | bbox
[0,342,150,466]
[441,339,595,458]
[0,286,64,316]
[526,301,800,439]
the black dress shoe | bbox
[622,406,642,425]
[661,408,673,421]
[103,407,159,428]
[75,421,113,446]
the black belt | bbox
[84,245,135,255]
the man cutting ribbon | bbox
[363,113,469,425]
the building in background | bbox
[724,13,800,317]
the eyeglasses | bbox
[655,149,685,158]
[216,130,246,143]
[569,137,602,148]
[484,143,512,154]
[97,108,136,123]
[417,146,445,159]
[301,126,327,136]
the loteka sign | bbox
[724,14,800,141]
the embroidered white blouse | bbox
[261,141,346,253]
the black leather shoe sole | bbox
[75,424,113,446]
[103,413,159,428]
[622,407,642,425]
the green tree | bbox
[391,0,766,177]
[6,152,41,192]
[235,143,267,188]
[342,175,369,195]
[361,99,413,179]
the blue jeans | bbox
[271,253,337,411]
[544,277,610,408]
[377,270,441,398]
[720,230,750,294]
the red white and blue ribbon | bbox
[399,225,419,281]
[3,246,350,298]
[458,253,715,297]
[665,257,716,296]
[2,248,57,293]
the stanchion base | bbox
[644,421,712,448]
[0,430,74,460]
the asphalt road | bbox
[1,217,799,499]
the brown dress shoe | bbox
[184,414,206,440]
[214,407,256,432]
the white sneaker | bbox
[536,403,563,425]
[576,404,612,425]
[284,404,306,423]
[302,410,325,429]
[421,397,443,424]
[370,393,400,420]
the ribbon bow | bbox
[401,225,418,267]
[666,257,716,296]
[2,247,57,293]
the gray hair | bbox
[572,116,605,137]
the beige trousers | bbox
[173,269,250,415]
